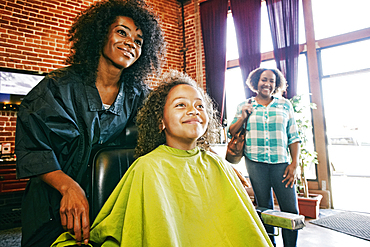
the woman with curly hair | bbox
[229,68,300,247]
[15,0,165,246]
[52,70,272,247]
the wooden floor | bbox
[274,210,370,247]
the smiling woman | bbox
[228,67,300,246]
[100,16,143,71]
[97,15,145,105]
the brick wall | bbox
[183,0,206,90]
[0,0,207,148]
[0,0,205,85]
[0,110,17,153]
[0,0,87,73]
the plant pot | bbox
[297,193,323,219]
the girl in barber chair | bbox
[52,70,273,247]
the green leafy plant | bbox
[290,94,318,198]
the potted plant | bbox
[290,94,322,218]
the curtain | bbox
[266,0,299,98]
[230,0,262,99]
[200,0,228,122]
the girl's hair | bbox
[246,68,287,95]
[66,0,165,90]
[135,70,220,158]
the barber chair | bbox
[89,123,138,221]
[90,146,136,221]
[89,121,306,232]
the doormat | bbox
[310,212,370,241]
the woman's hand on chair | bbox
[59,182,90,246]
[40,170,90,246]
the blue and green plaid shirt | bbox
[230,96,300,164]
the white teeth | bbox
[122,50,133,58]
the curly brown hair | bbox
[66,0,165,91]
[135,70,220,158]
[246,68,287,95]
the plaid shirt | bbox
[230,96,300,164]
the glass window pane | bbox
[297,55,316,180]
[225,67,245,126]
[298,0,306,44]
[320,39,370,76]
[297,55,309,96]
[261,60,277,69]
[261,1,274,53]
[322,72,370,177]
[312,0,370,40]
[226,13,239,61]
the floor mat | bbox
[310,212,370,241]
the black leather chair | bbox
[90,146,136,221]
[89,123,138,221]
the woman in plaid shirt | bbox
[229,68,300,247]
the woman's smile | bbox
[117,46,134,58]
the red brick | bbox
[5,137,16,142]
[5,126,16,132]
[0,132,13,137]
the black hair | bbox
[246,68,287,95]
[66,0,165,90]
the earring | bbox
[160,123,165,132]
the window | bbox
[223,0,370,210]
[225,1,308,125]
[260,1,274,53]
[320,39,370,75]
[320,40,370,177]
[311,0,370,40]
[226,12,239,61]
[224,1,313,178]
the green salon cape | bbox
[51,145,272,247]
